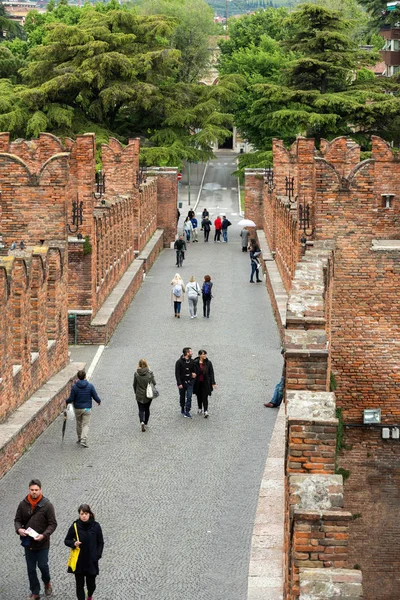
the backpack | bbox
[173,284,182,297]
[203,282,211,296]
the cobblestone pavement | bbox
[0,152,283,600]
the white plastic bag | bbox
[67,404,75,421]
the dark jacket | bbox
[174,239,187,252]
[250,245,261,265]
[65,519,104,575]
[202,218,211,232]
[193,357,216,397]
[66,379,101,409]
[133,368,156,404]
[14,496,57,550]
[221,218,231,230]
[175,356,196,387]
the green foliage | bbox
[83,235,92,255]
[0,1,232,164]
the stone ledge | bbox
[289,474,344,514]
[0,361,85,479]
[287,391,336,421]
[256,229,288,332]
[247,404,285,600]
[300,568,363,599]
[137,228,163,271]
[371,239,400,251]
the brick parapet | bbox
[101,137,140,195]
[0,244,68,423]
[153,168,178,247]
[244,169,264,230]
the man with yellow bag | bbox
[14,479,57,600]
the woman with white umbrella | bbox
[237,218,256,253]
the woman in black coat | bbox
[133,358,156,432]
[64,504,104,600]
[193,349,216,418]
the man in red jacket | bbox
[214,215,222,242]
[14,479,57,599]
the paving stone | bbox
[0,155,282,600]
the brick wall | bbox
[0,244,68,422]
[339,428,400,600]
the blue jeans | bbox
[174,301,182,314]
[250,261,260,282]
[25,548,50,595]
[179,382,193,413]
[270,377,284,407]
[222,229,228,242]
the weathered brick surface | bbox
[299,568,363,599]
[339,428,400,600]
[0,245,68,423]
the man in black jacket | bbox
[66,370,101,448]
[175,347,197,418]
[14,479,57,600]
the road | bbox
[0,151,282,600]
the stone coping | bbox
[91,259,144,326]
[247,404,285,600]
[256,229,288,329]
[371,239,400,251]
[300,568,363,599]
[289,474,344,513]
[137,228,163,262]
[0,361,85,448]
[286,391,336,421]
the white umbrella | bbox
[237,218,256,227]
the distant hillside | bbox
[208,0,290,17]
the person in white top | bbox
[185,275,201,319]
[183,217,193,242]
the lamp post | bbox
[264,167,275,195]
[94,170,106,204]
[67,195,84,234]
[188,161,191,206]
[285,175,297,204]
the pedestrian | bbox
[188,209,195,220]
[186,275,201,319]
[171,273,185,318]
[174,235,187,266]
[202,208,209,223]
[202,216,211,242]
[176,207,181,225]
[133,358,157,432]
[249,239,262,283]
[191,215,198,242]
[183,216,193,242]
[240,227,249,252]
[175,347,197,418]
[202,274,213,318]
[193,349,216,418]
[66,370,101,448]
[265,349,286,408]
[221,215,232,242]
[214,215,222,242]
[19,240,25,250]
[64,503,104,600]
[10,241,16,250]
[14,479,57,600]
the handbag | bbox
[67,522,80,572]
[146,382,159,399]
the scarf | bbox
[27,493,43,511]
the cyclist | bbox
[174,235,187,267]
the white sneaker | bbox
[197,409,202,414]
[193,314,197,318]
[191,316,194,319]
[204,411,209,418]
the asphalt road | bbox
[0,152,283,600]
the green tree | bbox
[0,4,232,164]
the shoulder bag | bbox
[67,522,80,572]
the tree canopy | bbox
[0,0,233,165]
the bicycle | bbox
[176,250,184,268]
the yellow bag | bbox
[67,522,80,572]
